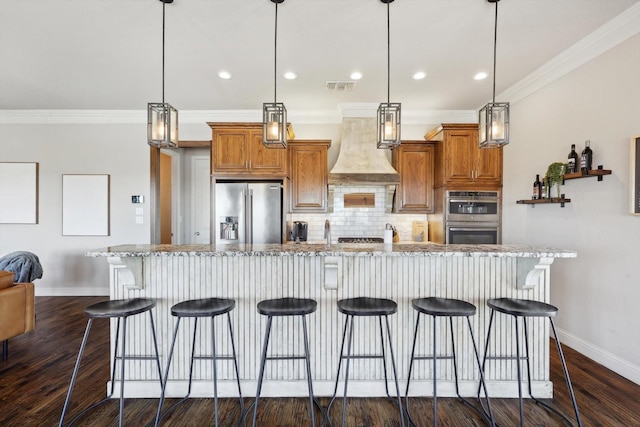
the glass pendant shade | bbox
[147,102,178,148]
[479,101,509,147]
[377,102,401,149]
[262,102,287,148]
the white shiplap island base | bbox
[88,243,576,400]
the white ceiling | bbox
[1,0,638,114]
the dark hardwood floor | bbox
[1,296,639,426]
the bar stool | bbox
[327,297,405,427]
[481,298,582,427]
[404,297,494,426]
[154,297,244,426]
[59,298,162,427]
[251,297,318,427]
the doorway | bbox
[159,149,181,244]
[190,156,211,244]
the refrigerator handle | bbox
[245,188,253,244]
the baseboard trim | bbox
[108,379,552,399]
[34,287,109,297]
[557,328,640,386]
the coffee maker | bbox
[291,221,308,242]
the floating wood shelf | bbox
[517,196,571,208]
[563,166,611,182]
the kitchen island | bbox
[88,243,576,399]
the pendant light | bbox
[262,0,287,148]
[377,0,401,149]
[479,0,509,148]
[147,0,179,148]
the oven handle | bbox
[447,199,498,203]
[448,227,498,231]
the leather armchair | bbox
[0,270,35,360]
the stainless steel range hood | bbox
[328,117,399,212]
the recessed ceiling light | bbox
[350,71,363,80]
[474,72,488,80]
[412,71,427,80]
[218,71,232,79]
[283,71,297,80]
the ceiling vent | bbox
[326,81,357,91]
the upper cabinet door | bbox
[475,145,503,183]
[392,142,435,213]
[288,140,330,212]
[248,129,287,174]
[212,129,249,172]
[444,129,476,183]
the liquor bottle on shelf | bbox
[580,140,593,172]
[541,176,548,199]
[567,144,579,173]
[532,174,542,200]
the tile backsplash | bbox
[287,186,427,242]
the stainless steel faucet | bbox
[324,219,331,245]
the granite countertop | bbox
[87,243,577,258]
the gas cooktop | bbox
[337,237,385,243]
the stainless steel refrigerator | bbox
[214,181,283,245]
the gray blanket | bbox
[0,251,43,283]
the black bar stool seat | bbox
[488,298,557,317]
[85,298,157,317]
[337,296,397,316]
[481,298,582,427]
[155,297,243,427]
[406,297,494,427]
[59,298,162,427]
[257,297,317,316]
[413,296,476,317]
[251,297,319,426]
[328,297,405,427]
[171,297,235,317]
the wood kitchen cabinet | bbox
[209,122,287,177]
[288,140,331,212]
[392,141,435,213]
[430,123,502,188]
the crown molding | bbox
[0,110,145,124]
[498,2,640,105]
[0,108,476,125]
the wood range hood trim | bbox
[327,183,397,214]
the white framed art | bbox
[62,174,110,235]
[0,162,39,224]
[631,135,640,215]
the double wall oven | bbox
[445,191,501,244]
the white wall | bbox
[0,124,151,295]
[502,33,640,383]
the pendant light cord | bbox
[274,2,278,103]
[386,1,390,104]
[492,0,498,104]
[162,0,166,104]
